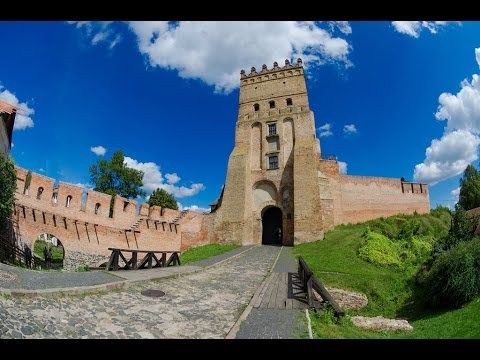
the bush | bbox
[358,229,402,269]
[418,238,480,308]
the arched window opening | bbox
[36,187,44,200]
[66,195,72,208]
[95,203,101,215]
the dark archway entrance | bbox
[262,207,283,245]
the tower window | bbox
[66,195,72,208]
[269,101,276,109]
[254,103,260,111]
[95,203,101,215]
[268,155,279,170]
[52,192,58,204]
[36,187,44,200]
[268,123,277,136]
[286,98,293,106]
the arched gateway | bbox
[262,207,282,245]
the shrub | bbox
[418,238,480,308]
[358,229,402,269]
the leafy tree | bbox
[89,150,146,215]
[148,188,178,210]
[458,164,480,210]
[0,154,16,232]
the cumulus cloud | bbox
[0,85,35,130]
[165,173,180,185]
[68,21,122,50]
[476,48,480,68]
[124,156,205,198]
[343,124,357,134]
[178,202,211,213]
[338,161,348,175]
[317,123,333,137]
[391,21,457,38]
[414,48,480,185]
[414,130,480,184]
[70,21,352,94]
[90,145,106,156]
[39,168,45,172]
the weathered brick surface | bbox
[13,167,211,268]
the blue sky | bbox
[1,21,480,211]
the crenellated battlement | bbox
[240,58,304,83]
[13,165,205,227]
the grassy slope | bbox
[293,221,480,339]
[180,244,240,265]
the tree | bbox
[148,188,178,210]
[0,154,16,233]
[89,150,146,215]
[458,164,480,210]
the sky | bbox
[1,21,480,211]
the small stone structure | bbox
[350,316,413,332]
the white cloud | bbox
[0,85,35,130]
[125,21,352,93]
[68,21,122,49]
[11,143,14,148]
[317,123,333,137]
[124,156,205,198]
[413,130,480,184]
[39,168,45,172]
[178,202,211,213]
[328,21,352,35]
[476,48,480,68]
[338,161,348,175]
[435,74,480,134]
[343,124,357,134]
[165,173,180,185]
[414,48,480,185]
[391,21,457,38]
[451,186,461,199]
[90,145,106,156]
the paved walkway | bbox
[0,245,280,338]
[0,262,120,290]
[234,246,308,339]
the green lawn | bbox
[33,239,64,263]
[293,222,480,338]
[180,243,240,265]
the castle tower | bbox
[212,59,325,246]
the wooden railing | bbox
[298,257,344,317]
[0,233,46,270]
[106,248,181,271]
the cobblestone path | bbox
[0,246,280,339]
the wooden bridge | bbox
[106,248,181,271]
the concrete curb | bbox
[0,246,257,298]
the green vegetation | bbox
[293,208,480,338]
[33,239,64,264]
[148,188,178,210]
[180,244,240,265]
[0,153,16,232]
[89,150,146,216]
[459,164,480,210]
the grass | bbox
[33,240,64,263]
[180,243,240,265]
[292,212,480,338]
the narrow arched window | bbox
[36,187,44,200]
[286,98,293,106]
[269,101,275,109]
[254,103,260,111]
[95,203,101,215]
[66,195,72,208]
